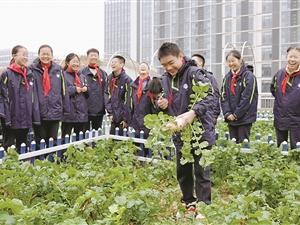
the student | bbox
[192,53,220,125]
[61,53,88,141]
[157,42,214,219]
[0,45,40,152]
[130,62,156,140]
[105,55,132,135]
[271,47,300,149]
[221,50,258,143]
[146,77,163,114]
[30,44,69,148]
[81,48,107,131]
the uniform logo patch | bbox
[120,86,123,89]
[183,83,188,89]
[29,81,33,86]
[56,74,60,78]
[298,83,300,88]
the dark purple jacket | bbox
[30,61,70,121]
[0,67,40,129]
[130,77,158,135]
[80,66,107,116]
[161,58,215,146]
[221,64,258,126]
[203,69,220,123]
[105,70,132,124]
[271,68,300,129]
[62,71,88,123]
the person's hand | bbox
[227,114,236,121]
[120,121,128,128]
[157,97,168,109]
[175,117,187,130]
[176,110,196,125]
[81,86,88,92]
[76,86,81,93]
[165,121,178,132]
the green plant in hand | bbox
[144,80,210,166]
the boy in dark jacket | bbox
[157,42,214,219]
[81,48,107,131]
[106,55,132,135]
[192,53,220,124]
[30,45,70,148]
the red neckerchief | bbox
[136,75,150,102]
[281,66,300,95]
[66,66,81,87]
[109,77,117,95]
[9,63,29,90]
[41,62,51,96]
[230,69,240,95]
[89,64,103,87]
[109,69,124,95]
[147,91,155,102]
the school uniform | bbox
[105,70,132,134]
[62,70,88,141]
[221,64,258,143]
[271,68,300,149]
[30,61,70,147]
[80,65,107,130]
[161,57,215,205]
[0,64,40,152]
[130,76,158,139]
[202,70,220,124]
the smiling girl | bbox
[221,50,258,143]
[0,45,40,152]
[61,53,88,141]
[271,47,300,149]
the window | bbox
[261,81,272,93]
[224,3,232,18]
[262,47,272,61]
[191,35,210,50]
[224,19,232,32]
[262,64,272,77]
[261,98,274,109]
[224,34,232,44]
[191,6,210,21]
[262,1,272,14]
[262,31,272,45]
[262,15,272,29]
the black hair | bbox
[287,46,300,53]
[63,53,80,70]
[10,45,26,64]
[139,61,150,69]
[192,54,205,67]
[148,77,162,95]
[87,48,99,56]
[158,42,181,60]
[113,55,126,64]
[38,44,53,55]
[246,64,254,73]
[226,50,242,61]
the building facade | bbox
[104,0,300,109]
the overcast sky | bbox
[0,0,104,58]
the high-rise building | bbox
[104,0,153,63]
[105,0,300,109]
